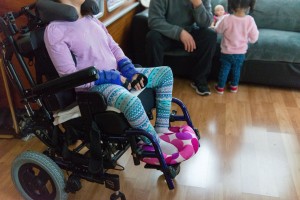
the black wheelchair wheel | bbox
[11,151,68,200]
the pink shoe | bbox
[214,85,224,94]
[230,85,238,93]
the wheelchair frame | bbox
[0,3,200,200]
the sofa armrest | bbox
[29,66,98,97]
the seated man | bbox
[146,0,217,96]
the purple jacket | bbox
[44,16,126,88]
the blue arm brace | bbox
[117,58,138,81]
[94,69,122,86]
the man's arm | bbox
[190,0,202,8]
[192,0,213,27]
[148,0,183,41]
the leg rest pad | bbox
[141,125,199,165]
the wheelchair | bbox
[0,0,200,199]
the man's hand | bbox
[180,29,196,52]
[190,0,202,8]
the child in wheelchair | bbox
[44,0,177,154]
[0,0,200,199]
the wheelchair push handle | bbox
[0,3,37,36]
[12,3,36,19]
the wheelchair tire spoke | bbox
[39,185,51,196]
[37,169,51,185]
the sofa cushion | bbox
[252,0,300,32]
[246,29,300,63]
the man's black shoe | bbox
[190,82,211,96]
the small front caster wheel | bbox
[110,191,126,200]
[169,164,181,179]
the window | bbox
[94,0,105,18]
[107,0,125,12]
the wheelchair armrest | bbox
[29,66,98,97]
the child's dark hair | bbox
[229,0,256,13]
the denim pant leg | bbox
[230,54,245,86]
[218,54,232,88]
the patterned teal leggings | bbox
[90,66,173,143]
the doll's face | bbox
[214,5,225,16]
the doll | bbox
[211,4,228,27]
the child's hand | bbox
[121,75,132,90]
[131,73,148,91]
[131,74,144,90]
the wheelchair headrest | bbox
[36,0,100,23]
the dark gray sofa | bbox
[131,0,300,88]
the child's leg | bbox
[137,66,173,133]
[230,54,246,87]
[91,81,177,154]
[91,84,156,141]
[218,54,232,88]
[137,66,177,154]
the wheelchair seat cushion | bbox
[52,88,147,125]
[140,125,199,165]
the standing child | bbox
[214,0,259,94]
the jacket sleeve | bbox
[148,0,213,41]
[193,0,213,28]
[214,16,226,34]
[94,19,126,62]
[248,17,259,43]
[148,0,183,40]
[44,24,94,89]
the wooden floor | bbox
[1,78,300,200]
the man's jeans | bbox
[217,53,245,88]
